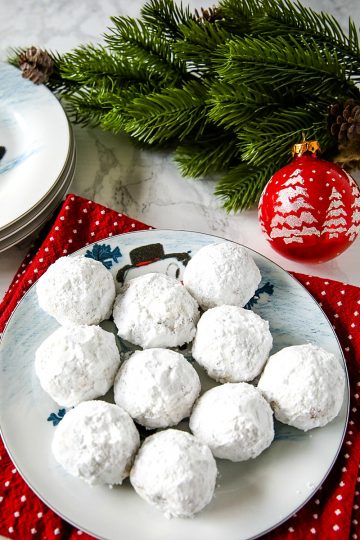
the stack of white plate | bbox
[0,63,75,252]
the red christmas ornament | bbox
[258,140,360,263]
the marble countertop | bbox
[1,0,360,302]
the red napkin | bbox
[0,193,359,540]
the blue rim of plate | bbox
[0,229,350,540]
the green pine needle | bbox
[124,80,209,144]
[175,130,240,177]
[57,84,153,132]
[216,34,359,100]
[208,80,288,133]
[59,45,157,91]
[218,0,260,34]
[253,0,360,68]
[215,162,273,211]
[105,16,188,85]
[173,19,231,75]
[141,0,193,39]
[99,87,156,133]
[239,113,335,169]
[60,87,112,127]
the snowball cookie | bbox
[192,305,272,383]
[35,325,121,407]
[130,429,217,518]
[183,242,261,310]
[257,343,346,431]
[189,383,274,461]
[52,400,140,485]
[37,255,116,325]
[114,348,201,429]
[113,273,200,348]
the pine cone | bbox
[328,99,360,144]
[18,46,54,84]
[194,6,223,23]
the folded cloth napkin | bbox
[0,193,359,540]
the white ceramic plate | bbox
[0,125,75,240]
[0,135,76,252]
[0,63,71,231]
[0,230,349,540]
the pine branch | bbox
[141,0,193,39]
[7,48,21,68]
[57,84,152,132]
[45,51,80,94]
[208,80,289,133]
[124,80,209,144]
[61,87,113,127]
[349,17,360,56]
[60,45,121,88]
[238,109,335,169]
[105,16,189,86]
[175,130,240,177]
[216,35,360,100]
[58,44,159,92]
[215,162,273,211]
[50,45,159,129]
[252,0,360,75]
[174,19,232,76]
[218,0,261,34]
[99,87,155,133]
[10,0,360,212]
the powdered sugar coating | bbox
[35,325,121,407]
[189,383,274,461]
[114,348,201,429]
[130,429,217,518]
[192,305,273,382]
[36,256,116,325]
[52,400,140,485]
[113,273,200,348]
[183,242,261,309]
[257,343,345,431]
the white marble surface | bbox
[1,0,360,303]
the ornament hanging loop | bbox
[292,140,321,157]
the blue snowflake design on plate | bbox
[84,243,122,269]
[244,282,274,309]
[47,408,66,426]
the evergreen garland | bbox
[11,0,360,211]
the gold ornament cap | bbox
[292,139,321,157]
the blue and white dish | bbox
[0,230,349,540]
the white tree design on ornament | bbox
[270,170,320,244]
[345,173,360,241]
[321,187,347,239]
